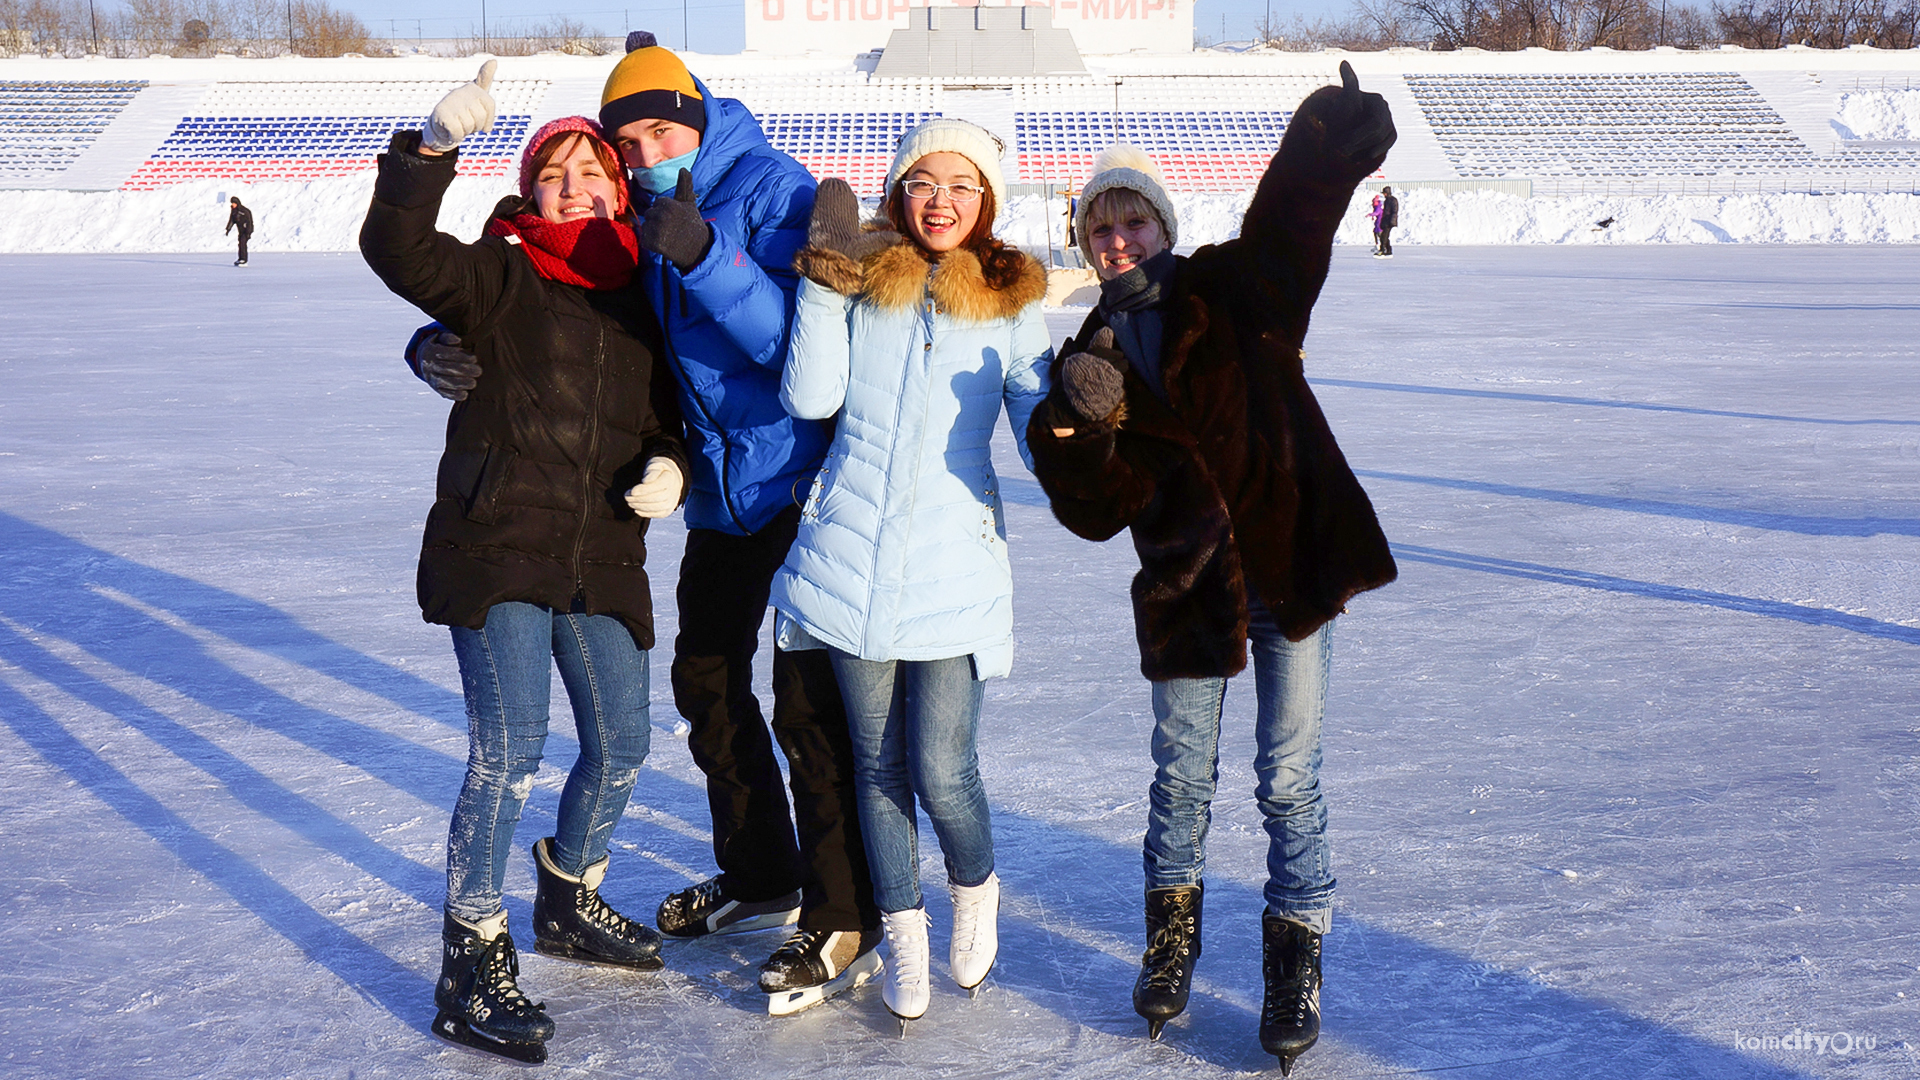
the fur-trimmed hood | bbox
[793,226,1046,324]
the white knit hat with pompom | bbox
[1075,144,1179,265]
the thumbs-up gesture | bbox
[641,169,712,272]
[1326,60,1395,165]
[423,59,497,153]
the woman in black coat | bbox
[360,70,687,1064]
[1027,63,1398,1074]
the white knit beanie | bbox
[886,118,1009,215]
[1075,144,1179,266]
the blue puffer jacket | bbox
[635,78,829,536]
[769,236,1052,679]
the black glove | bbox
[641,169,711,272]
[1328,60,1396,164]
[808,178,862,256]
[418,331,482,401]
[1060,327,1126,425]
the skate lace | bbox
[1140,905,1197,991]
[768,928,830,963]
[677,878,726,915]
[951,900,982,961]
[884,912,930,987]
[578,889,642,942]
[1262,944,1320,1026]
[476,936,545,1018]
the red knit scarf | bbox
[485,212,639,291]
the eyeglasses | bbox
[901,179,983,203]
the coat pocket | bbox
[439,445,517,525]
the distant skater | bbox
[225,196,253,266]
[1373,185,1397,257]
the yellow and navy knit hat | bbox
[600,31,706,137]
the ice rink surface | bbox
[2,245,1916,1078]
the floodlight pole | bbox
[88,0,98,54]
[286,0,293,54]
[482,0,490,53]
[683,0,689,50]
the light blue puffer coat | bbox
[769,237,1052,679]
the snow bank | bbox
[1834,89,1920,140]
[1350,187,1920,245]
[8,181,1920,253]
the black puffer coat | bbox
[360,133,686,649]
[1028,81,1398,682]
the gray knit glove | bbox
[1060,327,1126,425]
[641,169,711,272]
[418,331,482,401]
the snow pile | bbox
[7,181,1920,253]
[1359,187,1920,245]
[1833,89,1920,140]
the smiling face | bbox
[1084,188,1168,281]
[613,118,701,169]
[897,152,985,255]
[531,133,622,224]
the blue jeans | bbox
[444,601,651,922]
[830,651,994,914]
[1145,608,1334,935]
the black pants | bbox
[673,505,877,932]
[235,231,249,262]
[1376,227,1393,256]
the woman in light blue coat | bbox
[770,119,1050,1030]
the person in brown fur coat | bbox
[1025,62,1398,1073]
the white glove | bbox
[423,59,497,153]
[624,457,683,519]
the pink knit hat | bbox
[518,116,627,214]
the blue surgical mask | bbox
[632,147,699,196]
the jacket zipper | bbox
[659,272,749,535]
[572,310,607,601]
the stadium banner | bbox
[744,0,1194,57]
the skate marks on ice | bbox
[1312,378,1920,429]
[0,510,731,1062]
[980,805,1817,1079]
[1390,543,1920,646]
[0,509,1823,1079]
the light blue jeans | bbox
[444,601,651,922]
[830,651,994,914]
[1146,607,1334,935]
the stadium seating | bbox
[120,79,546,189]
[1013,75,1322,191]
[0,80,145,182]
[708,75,944,194]
[1407,72,1821,177]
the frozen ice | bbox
[1,244,1916,1078]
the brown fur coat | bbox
[1027,83,1398,681]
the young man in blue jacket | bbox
[406,36,879,1014]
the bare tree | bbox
[1714,0,1919,46]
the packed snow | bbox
[3,245,1917,1079]
[1834,89,1920,140]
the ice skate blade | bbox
[1146,1018,1166,1041]
[766,950,882,1016]
[1276,1051,1296,1075]
[534,938,664,971]
[432,1010,548,1065]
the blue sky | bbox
[337,0,1353,52]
